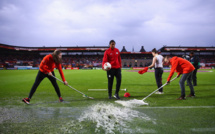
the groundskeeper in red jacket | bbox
[167,56,195,82]
[102,48,122,69]
[39,54,66,82]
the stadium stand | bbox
[1,43,215,69]
[159,46,215,68]
[0,43,153,69]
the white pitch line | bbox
[88,88,127,91]
[191,128,215,132]
[137,106,215,109]
[88,89,107,91]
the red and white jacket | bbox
[102,48,122,69]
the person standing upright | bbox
[189,51,200,86]
[102,40,122,99]
[148,48,164,94]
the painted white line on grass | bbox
[88,89,107,91]
[137,106,215,109]
[191,128,215,132]
[88,88,127,91]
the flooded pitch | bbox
[0,102,156,134]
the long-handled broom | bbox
[52,75,94,99]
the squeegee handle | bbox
[51,75,85,96]
[142,76,177,101]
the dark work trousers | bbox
[107,68,121,96]
[192,68,198,85]
[155,68,163,92]
[28,70,61,99]
[179,71,195,97]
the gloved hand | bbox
[48,72,53,76]
[166,81,170,85]
[64,81,68,85]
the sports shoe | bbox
[155,91,164,94]
[22,98,30,104]
[108,96,112,99]
[113,94,120,99]
[59,97,64,102]
[176,96,186,100]
[186,94,195,97]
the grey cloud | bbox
[0,0,215,51]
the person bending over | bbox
[164,56,195,100]
[22,50,68,104]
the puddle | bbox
[0,107,83,123]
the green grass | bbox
[0,69,215,133]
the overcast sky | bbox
[0,0,215,51]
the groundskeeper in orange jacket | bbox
[167,56,195,82]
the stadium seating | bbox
[1,44,215,69]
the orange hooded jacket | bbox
[167,56,195,81]
[39,54,66,82]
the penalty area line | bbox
[137,106,215,109]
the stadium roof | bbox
[2,43,215,54]
[0,43,152,54]
[0,43,109,52]
[159,46,215,52]
[139,46,146,52]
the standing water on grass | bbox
[62,102,156,134]
[115,99,149,107]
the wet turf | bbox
[0,69,215,133]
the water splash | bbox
[78,102,154,134]
[115,99,149,108]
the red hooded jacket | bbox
[167,56,195,81]
[39,54,66,82]
[102,48,122,69]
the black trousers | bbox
[107,68,121,96]
[192,68,198,85]
[28,70,61,99]
[155,68,163,92]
